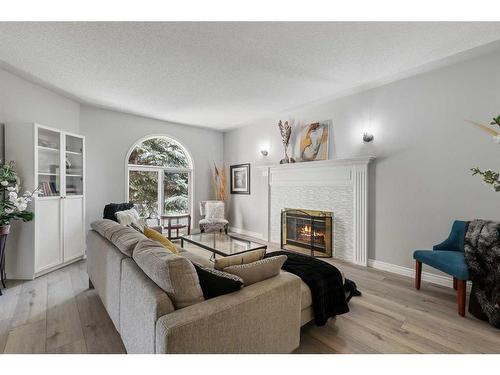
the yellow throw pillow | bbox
[143,226,179,254]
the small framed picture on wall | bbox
[230,163,250,195]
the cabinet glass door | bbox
[37,127,61,197]
[65,134,84,196]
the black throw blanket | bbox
[464,219,500,328]
[265,251,360,326]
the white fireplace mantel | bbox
[260,156,375,266]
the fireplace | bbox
[281,208,333,258]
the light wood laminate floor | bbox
[1,247,499,354]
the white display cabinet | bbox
[5,123,86,279]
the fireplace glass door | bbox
[281,209,333,258]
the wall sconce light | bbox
[363,133,374,143]
[260,149,269,156]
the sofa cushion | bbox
[300,280,313,310]
[224,255,287,286]
[91,219,147,257]
[179,248,214,268]
[214,248,266,270]
[193,263,244,299]
[133,239,205,309]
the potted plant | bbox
[0,161,39,295]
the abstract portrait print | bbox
[299,121,329,161]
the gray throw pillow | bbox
[214,248,266,270]
[223,255,287,286]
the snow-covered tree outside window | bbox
[127,137,192,219]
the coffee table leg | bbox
[181,238,184,248]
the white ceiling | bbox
[1,22,500,130]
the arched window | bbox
[126,136,193,219]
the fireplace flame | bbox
[299,225,324,238]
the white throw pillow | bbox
[205,201,224,219]
[115,208,145,232]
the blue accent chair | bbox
[413,220,469,316]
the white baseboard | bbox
[229,227,264,239]
[368,259,470,290]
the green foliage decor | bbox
[0,161,39,226]
[471,115,500,191]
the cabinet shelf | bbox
[38,172,60,176]
[38,146,60,153]
[66,150,83,155]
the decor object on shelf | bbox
[278,120,295,164]
[0,161,39,296]
[199,200,229,233]
[363,132,374,143]
[413,220,470,316]
[230,163,250,194]
[469,115,500,191]
[213,162,227,202]
[298,120,330,162]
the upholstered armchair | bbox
[199,200,228,234]
[413,220,470,316]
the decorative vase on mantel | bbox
[278,120,296,164]
[280,146,296,164]
[0,225,10,296]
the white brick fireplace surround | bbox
[259,157,375,266]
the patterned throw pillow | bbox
[223,255,287,286]
[205,201,225,219]
[193,263,244,299]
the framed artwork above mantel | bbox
[230,163,250,195]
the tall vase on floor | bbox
[0,161,39,296]
[0,225,10,296]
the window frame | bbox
[125,135,194,222]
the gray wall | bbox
[0,67,80,133]
[0,67,80,159]
[79,106,224,230]
[224,49,500,272]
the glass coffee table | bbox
[180,232,267,259]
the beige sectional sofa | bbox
[86,219,320,354]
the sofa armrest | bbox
[155,272,302,354]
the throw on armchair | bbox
[199,200,228,234]
[413,220,470,316]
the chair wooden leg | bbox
[453,277,457,290]
[415,261,422,290]
[457,279,466,317]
